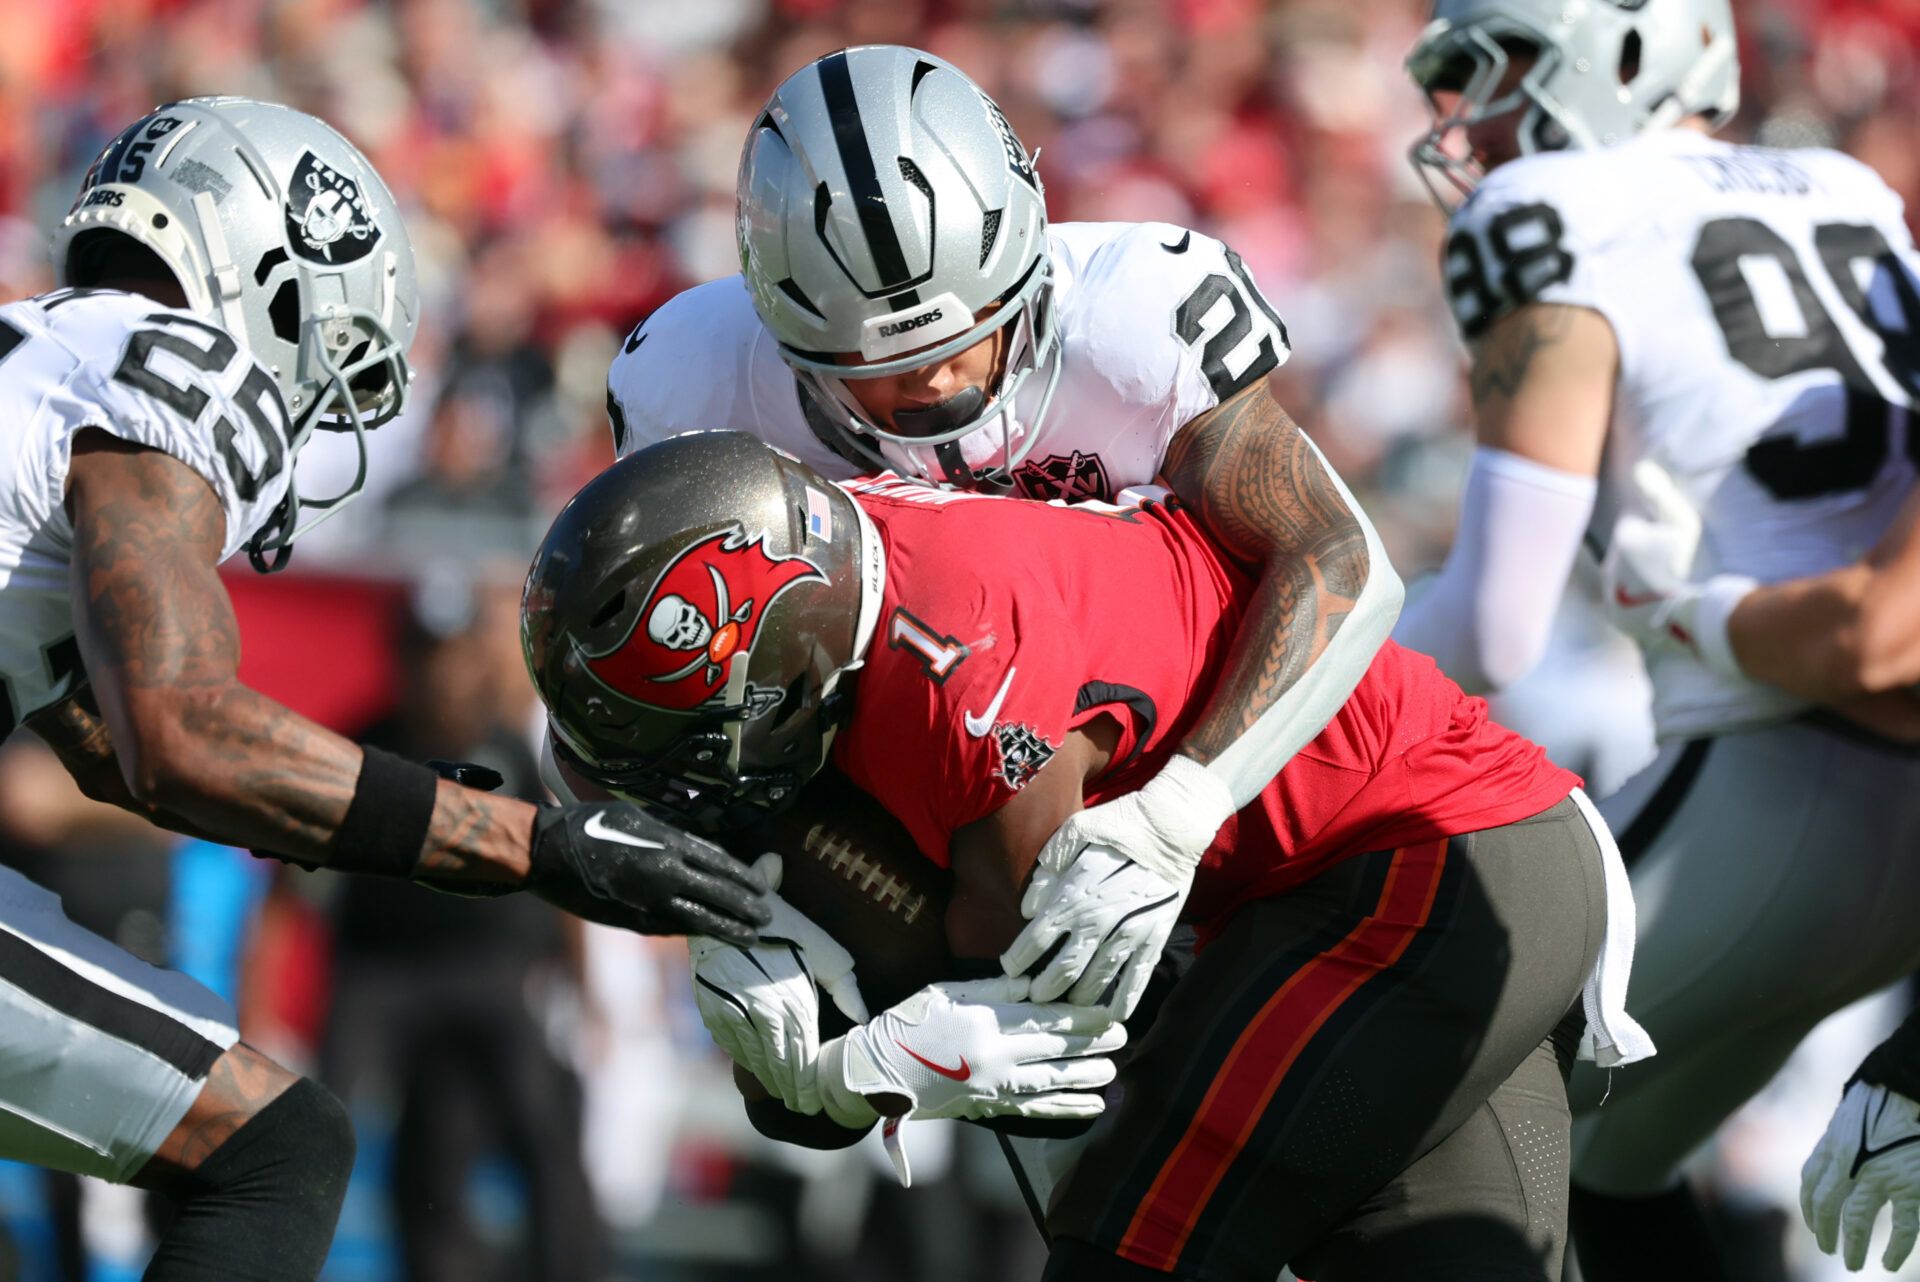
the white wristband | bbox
[1691,574,1757,683]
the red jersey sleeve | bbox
[834,572,1098,867]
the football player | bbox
[0,98,768,1281]
[607,45,1405,1026]
[1389,0,1920,1277]
[1602,408,1920,1267]
[524,431,1654,1280]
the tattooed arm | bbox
[1002,383,1402,1015]
[1158,378,1401,798]
[63,431,533,882]
[1391,303,1617,692]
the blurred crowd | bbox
[0,0,1915,1278]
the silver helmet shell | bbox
[737,45,1061,487]
[53,97,418,566]
[1407,0,1740,205]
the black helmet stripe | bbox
[817,51,920,307]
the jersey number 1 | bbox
[1691,218,1920,501]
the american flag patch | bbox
[806,487,833,541]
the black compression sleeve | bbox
[1854,1009,1920,1099]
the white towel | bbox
[1569,787,1657,1067]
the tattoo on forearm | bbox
[69,441,356,852]
[1469,304,1577,411]
[1163,388,1371,764]
[67,440,527,882]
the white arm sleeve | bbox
[1204,436,1405,809]
[1392,446,1598,695]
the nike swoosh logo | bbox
[1612,585,1665,609]
[964,666,1017,737]
[583,811,665,850]
[623,328,647,355]
[895,1040,970,1082]
[1162,230,1192,254]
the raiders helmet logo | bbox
[284,151,380,265]
[579,528,825,714]
[1014,450,1112,503]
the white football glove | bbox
[688,854,869,1116]
[1802,1081,1920,1272]
[1002,755,1232,1017]
[1600,459,1752,681]
[816,976,1125,1131]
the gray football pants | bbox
[1569,717,1920,1195]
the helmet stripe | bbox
[816,51,919,307]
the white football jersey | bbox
[606,221,1291,502]
[1446,131,1920,739]
[0,289,294,732]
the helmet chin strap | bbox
[893,386,1009,488]
[892,385,985,439]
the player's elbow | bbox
[1848,590,1920,696]
[1473,630,1548,695]
[112,689,220,809]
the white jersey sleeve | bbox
[0,290,294,728]
[1440,150,1637,342]
[1020,221,1292,498]
[605,276,858,479]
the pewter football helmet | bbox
[1407,0,1740,204]
[523,432,881,833]
[54,97,418,568]
[738,45,1061,488]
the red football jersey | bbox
[830,476,1579,933]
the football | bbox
[727,767,956,1013]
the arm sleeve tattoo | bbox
[1162,384,1404,807]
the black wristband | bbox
[326,746,439,879]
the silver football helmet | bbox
[1407,0,1740,205]
[53,97,418,568]
[737,45,1061,488]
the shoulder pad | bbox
[606,277,768,458]
[1444,152,1637,340]
[1062,222,1291,408]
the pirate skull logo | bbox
[580,528,825,714]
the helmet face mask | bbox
[794,269,1065,487]
[53,97,419,570]
[523,433,884,834]
[738,45,1061,489]
[1405,0,1741,208]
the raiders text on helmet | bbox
[523,432,883,832]
[1406,0,1740,204]
[54,97,419,569]
[737,45,1062,487]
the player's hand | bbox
[689,854,869,1115]
[527,803,772,944]
[1600,459,1751,681]
[818,977,1125,1127]
[1003,755,1232,1017]
[1802,1080,1920,1271]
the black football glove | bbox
[526,803,772,945]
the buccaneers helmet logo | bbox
[581,529,824,713]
